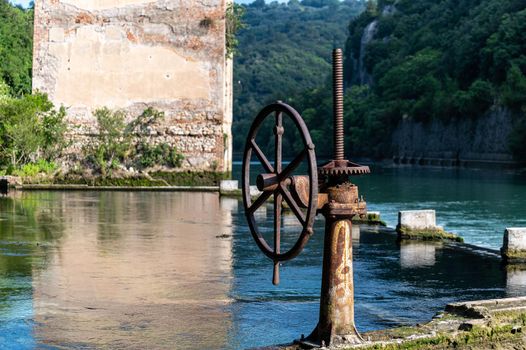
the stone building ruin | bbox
[33,0,233,172]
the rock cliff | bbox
[391,107,514,165]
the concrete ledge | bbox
[219,180,241,196]
[14,184,219,192]
[219,179,261,198]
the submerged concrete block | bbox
[501,228,526,263]
[397,210,462,242]
[219,196,238,212]
[399,210,436,229]
[219,180,239,195]
[283,212,301,227]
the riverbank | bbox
[256,295,526,350]
[13,184,219,192]
[252,234,526,350]
[2,170,230,189]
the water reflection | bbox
[352,225,361,246]
[399,242,437,268]
[506,266,526,296]
[1,192,235,349]
[0,191,525,349]
[0,192,66,349]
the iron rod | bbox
[333,48,344,161]
[273,111,283,285]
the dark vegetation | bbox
[0,91,67,177]
[233,0,365,157]
[0,0,33,97]
[234,0,526,162]
[57,171,228,187]
[342,0,526,159]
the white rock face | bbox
[398,210,437,229]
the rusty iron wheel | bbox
[242,101,318,264]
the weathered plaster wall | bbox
[33,0,233,171]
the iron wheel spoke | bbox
[280,148,307,180]
[251,139,274,173]
[280,185,306,226]
[248,189,273,214]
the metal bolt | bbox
[333,48,344,161]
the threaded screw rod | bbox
[333,48,344,161]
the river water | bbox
[0,166,525,349]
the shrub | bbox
[454,80,494,118]
[136,142,184,169]
[12,160,57,177]
[87,108,131,175]
[85,107,184,174]
[502,65,526,111]
[0,92,67,170]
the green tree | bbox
[0,92,67,169]
[340,0,526,159]
[0,0,33,96]
[233,0,365,156]
[502,65,526,111]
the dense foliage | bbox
[0,0,33,96]
[233,0,365,156]
[0,92,67,174]
[341,0,526,159]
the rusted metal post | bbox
[305,49,368,347]
[306,185,363,346]
[320,219,355,335]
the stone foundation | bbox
[33,0,233,172]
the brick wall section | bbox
[33,0,233,171]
